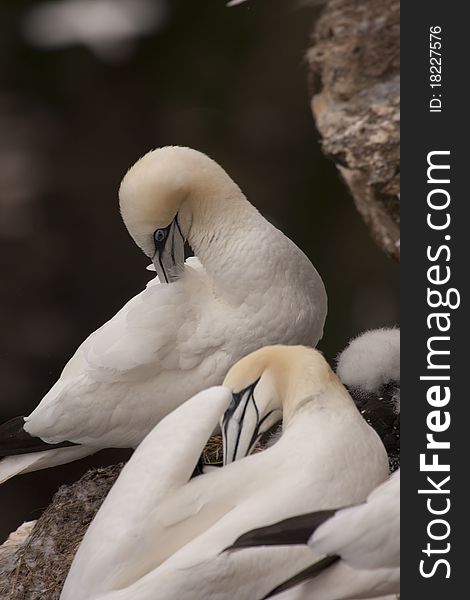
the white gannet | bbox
[337,328,400,471]
[0,147,327,483]
[61,345,388,600]
[228,470,400,600]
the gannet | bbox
[337,328,400,471]
[228,470,400,600]
[61,345,387,600]
[0,147,327,483]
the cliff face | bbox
[307,0,400,260]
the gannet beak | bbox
[221,380,281,465]
[152,216,185,283]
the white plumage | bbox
[61,345,388,600]
[311,471,399,570]
[336,327,400,472]
[336,328,400,393]
[223,341,400,600]
[281,471,400,600]
[229,472,399,600]
[0,147,326,483]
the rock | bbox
[307,0,400,260]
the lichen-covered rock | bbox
[0,436,230,599]
[0,464,123,600]
[307,0,400,260]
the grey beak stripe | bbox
[222,379,263,463]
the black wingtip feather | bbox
[225,509,338,553]
[263,555,341,598]
[0,416,76,458]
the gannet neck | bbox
[181,165,302,300]
[282,376,355,430]
[120,146,320,300]
[183,173,266,290]
[254,345,355,427]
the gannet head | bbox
[221,345,337,465]
[120,146,231,283]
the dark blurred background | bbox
[0,0,399,540]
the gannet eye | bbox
[154,228,168,243]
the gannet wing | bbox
[69,257,207,383]
[226,509,338,551]
[263,556,340,598]
[223,473,400,598]
[61,386,232,600]
[221,508,341,598]
[228,472,399,571]
[113,481,332,600]
[81,277,192,381]
[267,563,400,600]
[311,471,400,570]
[103,385,232,495]
[22,258,227,446]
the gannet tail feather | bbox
[226,508,338,551]
[263,555,340,598]
[0,445,96,484]
[0,416,77,457]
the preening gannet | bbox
[228,470,400,600]
[337,328,400,471]
[0,147,327,483]
[61,345,387,600]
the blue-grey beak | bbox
[221,378,283,466]
[152,216,185,283]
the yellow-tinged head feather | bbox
[118,146,243,257]
[224,345,340,417]
[221,346,350,464]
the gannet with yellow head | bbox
[222,345,342,464]
[0,147,327,483]
[61,346,387,600]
